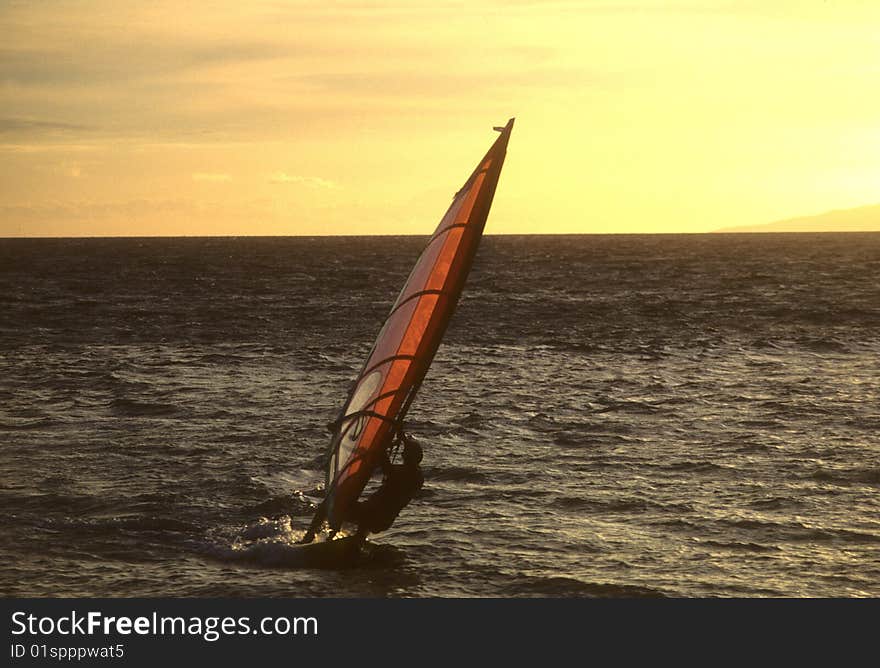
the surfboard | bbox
[285,535,366,569]
[319,119,515,531]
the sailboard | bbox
[320,118,515,531]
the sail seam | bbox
[339,388,401,427]
[356,354,417,383]
[385,288,448,321]
[429,222,468,243]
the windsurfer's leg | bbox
[298,498,327,544]
[353,523,369,548]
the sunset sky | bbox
[2,1,879,237]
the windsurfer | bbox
[298,434,424,545]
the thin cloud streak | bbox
[0,118,94,134]
[269,173,339,189]
[0,143,101,153]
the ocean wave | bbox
[0,417,55,430]
[109,398,180,417]
[747,496,799,510]
[706,516,880,544]
[197,353,248,365]
[199,518,401,570]
[246,493,314,517]
[555,495,694,514]
[428,466,491,484]
[512,575,666,598]
[589,400,665,415]
[807,467,880,485]
[456,412,485,428]
[662,460,725,473]
[60,515,203,534]
[0,491,112,516]
[697,539,780,552]
[794,336,854,353]
[557,496,642,512]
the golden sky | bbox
[2,1,879,236]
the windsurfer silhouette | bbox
[298,434,424,545]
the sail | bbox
[322,118,515,529]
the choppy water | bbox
[1,233,878,597]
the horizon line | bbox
[3,230,880,241]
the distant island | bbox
[714,203,880,233]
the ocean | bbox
[1,233,878,597]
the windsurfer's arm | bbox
[378,449,393,477]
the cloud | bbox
[0,39,285,87]
[0,1,622,149]
[192,172,232,182]
[0,117,94,135]
[0,199,192,222]
[290,65,617,101]
[269,172,339,189]
[0,143,100,153]
[63,163,83,178]
[0,196,271,233]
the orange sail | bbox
[323,119,514,529]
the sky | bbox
[2,0,879,237]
